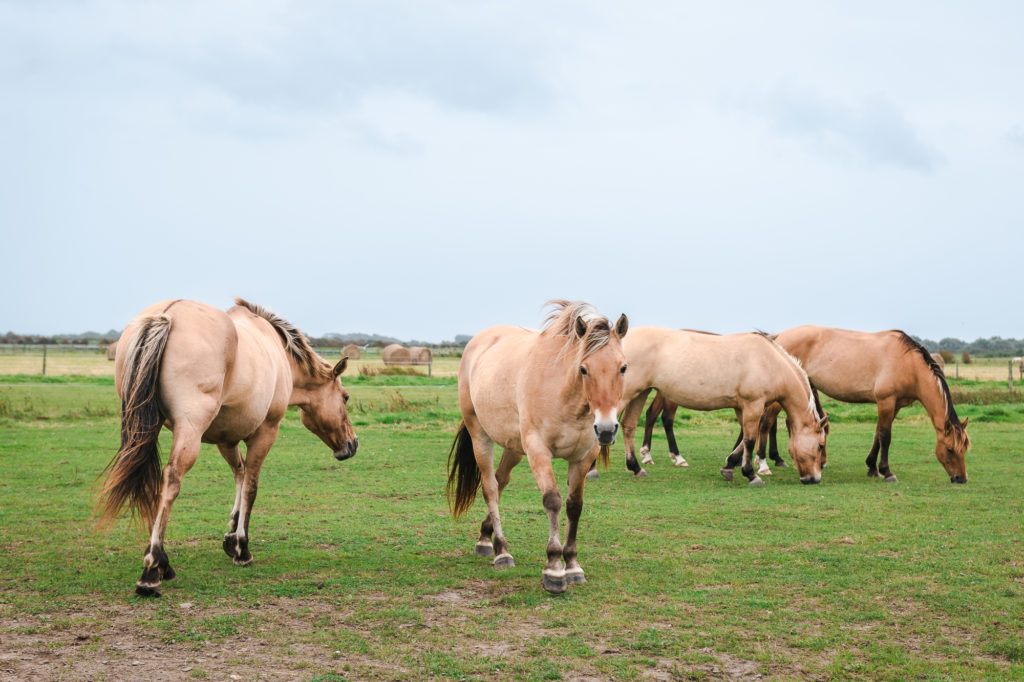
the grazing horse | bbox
[447,301,628,593]
[750,326,969,483]
[619,328,828,485]
[98,298,359,595]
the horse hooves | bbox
[135,582,161,597]
[758,468,772,476]
[161,565,177,582]
[748,476,765,487]
[640,455,653,465]
[564,567,586,585]
[223,534,238,558]
[884,475,899,483]
[233,556,254,567]
[720,468,734,482]
[673,458,688,467]
[474,542,495,557]
[867,469,881,478]
[774,460,789,468]
[541,569,567,594]
[493,553,515,569]
[585,469,600,480]
[633,469,649,478]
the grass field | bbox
[1,369,1023,680]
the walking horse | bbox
[447,301,628,593]
[97,298,358,595]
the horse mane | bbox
[894,331,967,445]
[754,331,821,421]
[542,299,613,363]
[234,298,333,380]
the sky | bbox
[1,1,1022,342]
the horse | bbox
[747,326,969,483]
[97,298,359,596]
[618,328,828,485]
[447,301,628,593]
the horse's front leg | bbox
[524,435,567,593]
[875,400,899,483]
[621,389,651,477]
[662,403,687,467]
[136,425,201,596]
[223,421,280,567]
[562,448,598,586]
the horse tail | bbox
[97,315,172,530]
[446,421,480,518]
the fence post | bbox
[1010,360,1014,390]
[428,360,432,377]
[42,344,47,376]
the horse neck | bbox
[285,356,318,406]
[776,366,816,432]
[914,366,952,434]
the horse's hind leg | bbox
[476,447,522,560]
[755,403,783,475]
[739,407,764,486]
[640,393,663,465]
[217,442,245,558]
[136,424,202,596]
[621,389,651,477]
[224,421,280,566]
[662,403,686,466]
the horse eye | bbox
[579,366,588,376]
[343,394,350,404]
[620,364,627,374]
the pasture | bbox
[1,369,1023,680]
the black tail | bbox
[446,422,480,518]
[97,316,172,529]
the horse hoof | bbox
[564,567,586,584]
[135,582,161,597]
[749,476,765,487]
[758,467,772,476]
[541,569,567,594]
[775,460,789,468]
[720,468,734,482]
[233,556,254,567]
[633,469,649,478]
[884,475,899,483]
[585,469,600,480]
[161,565,177,582]
[223,534,238,558]
[867,469,881,478]
[493,553,515,569]
[640,454,653,465]
[474,542,495,557]
[673,457,688,467]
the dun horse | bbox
[746,326,969,483]
[447,301,628,593]
[97,298,358,595]
[619,328,828,484]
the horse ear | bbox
[817,414,829,430]
[960,417,969,430]
[614,313,628,338]
[333,356,349,377]
[575,316,588,338]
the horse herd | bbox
[99,298,970,595]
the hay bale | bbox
[342,343,361,360]
[408,346,432,364]
[930,352,945,372]
[382,344,411,365]
[105,340,118,360]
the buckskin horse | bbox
[97,298,358,595]
[447,300,628,593]
[739,326,969,483]
[618,328,828,485]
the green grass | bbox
[0,376,1022,679]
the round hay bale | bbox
[408,346,432,364]
[105,340,118,360]
[342,343,361,360]
[382,344,411,365]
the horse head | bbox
[575,313,629,445]
[298,356,359,461]
[787,412,828,484]
[937,418,969,483]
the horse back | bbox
[459,325,535,450]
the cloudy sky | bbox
[2,1,1021,342]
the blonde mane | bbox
[543,300,614,364]
[234,298,333,379]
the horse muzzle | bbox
[950,475,967,484]
[800,474,822,485]
[594,421,619,445]
[333,438,359,461]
